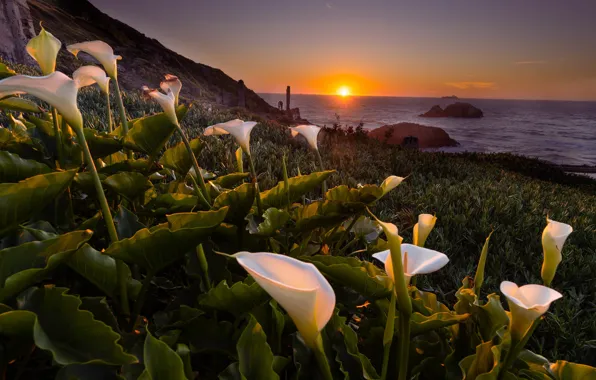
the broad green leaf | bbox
[23,287,137,365]
[247,208,291,237]
[411,289,450,316]
[159,138,203,175]
[199,279,270,316]
[236,315,279,380]
[301,255,391,299]
[0,96,41,113]
[0,170,76,234]
[213,183,256,225]
[0,126,44,161]
[0,150,51,182]
[0,309,36,361]
[150,193,198,215]
[292,200,365,232]
[0,230,92,302]
[475,294,509,341]
[177,344,194,380]
[459,341,501,380]
[104,172,153,201]
[105,208,228,273]
[260,170,335,209]
[74,172,107,195]
[324,309,380,379]
[549,360,596,379]
[79,296,120,333]
[83,128,123,158]
[144,329,187,380]
[410,312,471,337]
[26,114,55,137]
[56,364,126,380]
[114,205,145,239]
[184,317,238,355]
[325,184,384,204]
[67,244,141,299]
[210,172,250,189]
[0,62,16,78]
[122,105,189,155]
[98,159,156,175]
[251,301,285,354]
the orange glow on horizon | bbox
[337,86,351,97]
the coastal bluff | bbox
[368,123,458,148]
[420,102,483,118]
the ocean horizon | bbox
[260,93,596,167]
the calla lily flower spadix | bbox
[143,85,211,207]
[413,214,437,247]
[26,24,62,76]
[160,74,182,106]
[66,40,122,79]
[541,218,573,286]
[234,251,335,348]
[500,281,563,341]
[373,244,449,285]
[73,65,110,95]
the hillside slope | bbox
[23,0,279,114]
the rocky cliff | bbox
[0,0,280,115]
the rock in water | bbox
[420,102,483,118]
[368,123,458,148]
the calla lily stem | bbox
[51,108,64,168]
[174,123,212,206]
[499,318,541,379]
[315,149,327,194]
[75,127,130,315]
[196,244,211,290]
[397,311,411,380]
[112,79,131,159]
[129,270,155,331]
[247,153,264,215]
[313,335,333,380]
[105,91,113,133]
[381,291,397,380]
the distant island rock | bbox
[420,102,483,118]
[441,95,459,99]
[368,123,458,148]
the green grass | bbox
[3,64,595,365]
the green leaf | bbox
[292,200,365,232]
[0,309,36,362]
[150,193,198,215]
[83,128,123,158]
[236,315,279,380]
[23,287,137,365]
[56,364,126,380]
[0,230,92,302]
[74,172,108,195]
[98,159,156,175]
[260,170,335,209]
[475,294,509,341]
[474,232,493,297]
[210,172,250,189]
[247,208,291,237]
[410,311,471,337]
[301,255,391,299]
[0,96,41,113]
[458,341,502,380]
[184,317,238,355]
[199,279,270,316]
[105,208,228,273]
[104,172,153,201]
[0,62,16,78]
[549,360,596,379]
[143,329,187,380]
[67,244,140,300]
[0,150,52,182]
[159,138,203,175]
[122,105,189,155]
[0,170,77,234]
[114,205,146,240]
[251,301,286,354]
[79,296,120,333]
[325,184,384,204]
[213,183,256,225]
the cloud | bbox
[515,60,547,65]
[326,2,333,9]
[444,82,496,90]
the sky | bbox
[89,0,596,100]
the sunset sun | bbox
[337,86,351,97]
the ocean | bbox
[259,94,596,167]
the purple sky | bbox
[89,0,596,100]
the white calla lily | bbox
[234,251,335,348]
[500,281,562,341]
[160,74,182,106]
[73,65,110,94]
[290,124,321,151]
[380,175,405,196]
[142,86,178,126]
[26,25,62,75]
[413,214,437,247]
[541,218,573,286]
[373,244,449,285]
[66,40,122,79]
[204,119,258,154]
[0,72,82,129]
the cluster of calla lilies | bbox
[0,26,580,379]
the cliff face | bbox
[1,0,279,115]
